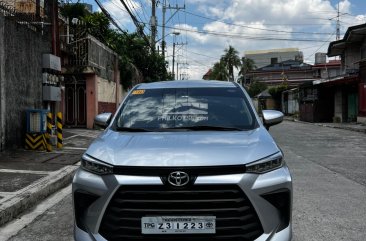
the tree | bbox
[268,82,289,109]
[221,46,241,82]
[82,12,112,43]
[239,57,256,85]
[246,80,267,98]
[209,60,229,81]
[60,3,89,22]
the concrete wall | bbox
[334,89,346,122]
[344,45,361,72]
[0,15,5,150]
[98,77,117,103]
[0,14,51,149]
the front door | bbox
[65,78,86,127]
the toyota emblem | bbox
[168,171,190,187]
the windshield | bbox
[114,87,257,131]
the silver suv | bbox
[73,80,292,241]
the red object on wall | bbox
[359,83,366,116]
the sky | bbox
[81,0,366,80]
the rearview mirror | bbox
[262,110,284,130]
[94,112,112,129]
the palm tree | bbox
[239,57,256,85]
[221,46,241,82]
[209,60,229,80]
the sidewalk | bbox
[0,129,100,227]
[284,116,366,134]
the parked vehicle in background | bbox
[73,80,292,241]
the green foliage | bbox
[208,47,256,84]
[239,57,256,84]
[81,12,112,42]
[268,83,289,100]
[108,32,171,89]
[209,60,229,80]
[246,81,267,98]
[221,46,241,82]
[60,3,89,21]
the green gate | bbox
[348,93,358,122]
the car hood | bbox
[85,127,280,167]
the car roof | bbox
[136,80,238,89]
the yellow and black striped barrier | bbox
[46,112,53,152]
[56,112,63,149]
[25,133,46,151]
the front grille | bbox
[99,185,263,241]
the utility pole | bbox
[161,0,166,58]
[176,62,188,80]
[177,62,179,80]
[172,42,176,79]
[171,32,180,79]
[161,2,185,60]
[336,2,340,40]
[172,42,186,79]
[150,0,157,51]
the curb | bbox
[284,118,366,134]
[0,165,79,227]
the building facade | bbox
[245,48,303,69]
[248,60,314,87]
[327,23,366,123]
[59,19,124,129]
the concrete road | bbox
[3,121,366,241]
[270,121,366,241]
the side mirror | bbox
[94,113,112,129]
[262,110,284,130]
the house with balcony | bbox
[326,23,366,123]
[59,20,124,129]
[298,22,365,123]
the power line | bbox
[162,25,331,42]
[118,0,151,48]
[182,10,336,36]
[185,49,217,59]
[107,0,149,36]
[304,32,336,61]
[136,0,150,23]
[94,0,127,34]
[126,0,145,24]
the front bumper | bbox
[73,166,292,241]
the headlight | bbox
[81,155,113,175]
[246,153,284,174]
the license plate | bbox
[141,216,216,234]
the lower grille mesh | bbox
[99,185,263,241]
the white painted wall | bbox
[97,77,117,103]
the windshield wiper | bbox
[116,127,153,132]
[163,125,244,131]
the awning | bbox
[313,76,359,87]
